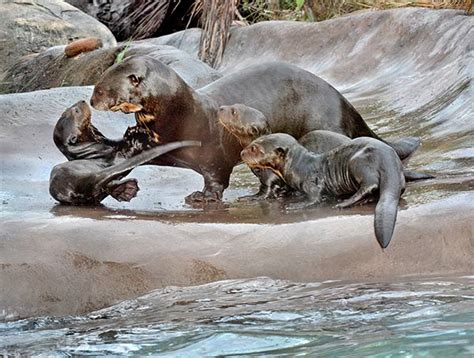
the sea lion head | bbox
[53,101,113,160]
[218,104,270,147]
[90,55,187,115]
[53,101,91,155]
[241,133,297,176]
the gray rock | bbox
[1,41,221,93]
[0,0,116,78]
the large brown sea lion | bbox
[90,56,420,203]
[241,133,406,248]
[50,101,200,205]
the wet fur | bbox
[50,101,200,205]
[91,57,421,203]
[242,134,406,248]
[218,105,431,200]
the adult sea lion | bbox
[90,56,420,203]
[218,104,433,199]
[241,133,406,248]
[50,101,200,205]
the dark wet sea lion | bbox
[53,100,118,161]
[218,104,433,200]
[90,56,420,203]
[50,101,200,205]
[241,133,406,248]
[50,141,199,205]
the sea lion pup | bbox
[90,56,420,203]
[50,101,200,205]
[218,104,433,200]
[241,133,406,248]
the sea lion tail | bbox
[343,103,422,161]
[403,170,435,182]
[96,140,201,186]
[383,136,421,161]
[374,166,404,249]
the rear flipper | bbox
[335,184,378,208]
[107,178,139,202]
[403,170,435,182]
[385,136,421,161]
[337,148,403,248]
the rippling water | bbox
[1,277,473,356]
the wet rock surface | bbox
[0,0,116,76]
[0,8,473,319]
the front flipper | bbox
[185,167,231,204]
[185,190,222,204]
[238,186,273,201]
[107,178,139,202]
[240,168,293,202]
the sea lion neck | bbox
[140,86,220,143]
[283,147,322,191]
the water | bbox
[1,276,473,356]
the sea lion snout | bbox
[75,100,90,115]
[70,100,91,124]
[90,86,111,111]
[217,105,237,123]
[240,144,264,164]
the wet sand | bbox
[1,8,473,319]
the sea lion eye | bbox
[128,74,141,87]
[275,147,287,158]
[231,108,236,116]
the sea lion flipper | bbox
[403,170,435,181]
[96,140,201,187]
[384,136,421,161]
[374,168,405,249]
[107,179,139,202]
[374,195,399,249]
